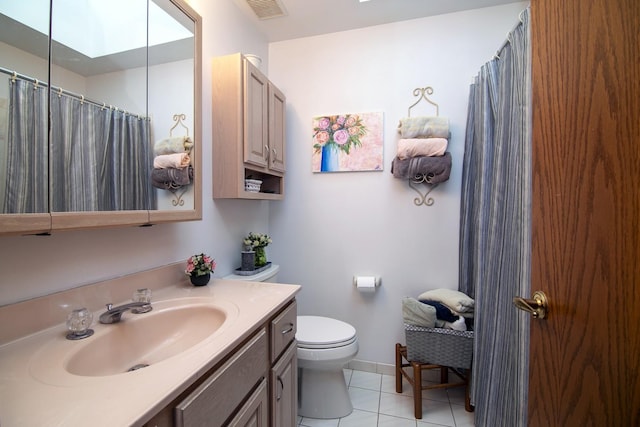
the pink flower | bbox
[334,129,349,145]
[316,131,329,144]
[317,117,330,129]
[336,116,346,125]
[345,115,358,127]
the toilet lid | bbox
[296,316,356,348]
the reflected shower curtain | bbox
[5,80,155,213]
[459,7,531,427]
[48,91,156,211]
[3,80,48,213]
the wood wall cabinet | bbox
[212,53,286,200]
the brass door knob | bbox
[513,291,549,319]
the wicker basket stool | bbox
[395,323,474,419]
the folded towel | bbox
[397,138,448,159]
[402,297,437,328]
[154,153,190,169]
[151,166,193,191]
[420,300,460,323]
[418,289,474,313]
[443,316,467,331]
[398,116,450,138]
[391,152,451,183]
[153,136,194,156]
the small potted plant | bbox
[185,253,216,286]
[243,232,272,267]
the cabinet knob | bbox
[271,148,277,164]
[264,145,269,160]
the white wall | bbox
[0,0,527,367]
[0,0,271,305]
[267,3,527,364]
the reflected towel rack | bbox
[405,87,442,207]
[168,113,191,206]
[170,113,190,138]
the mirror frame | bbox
[0,0,202,236]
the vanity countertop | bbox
[0,278,300,426]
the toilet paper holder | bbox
[353,276,381,291]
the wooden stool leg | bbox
[395,343,403,393]
[440,366,448,384]
[465,369,474,412]
[411,361,422,419]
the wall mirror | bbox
[0,0,202,235]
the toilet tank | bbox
[223,264,280,282]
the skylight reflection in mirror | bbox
[1,0,192,58]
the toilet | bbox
[224,264,359,419]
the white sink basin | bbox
[30,297,238,382]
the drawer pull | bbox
[281,323,294,335]
[276,376,284,401]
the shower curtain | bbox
[3,79,156,213]
[49,94,156,211]
[459,7,531,427]
[2,79,48,213]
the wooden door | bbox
[529,0,640,425]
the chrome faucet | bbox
[99,301,152,324]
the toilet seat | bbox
[297,316,357,349]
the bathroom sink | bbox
[64,299,230,377]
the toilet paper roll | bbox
[355,276,378,293]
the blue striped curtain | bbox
[48,91,156,211]
[3,79,48,213]
[459,7,531,427]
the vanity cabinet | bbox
[212,53,286,200]
[174,330,268,426]
[269,300,298,427]
[270,342,297,427]
[142,299,297,427]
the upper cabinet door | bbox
[268,82,286,173]
[243,58,268,168]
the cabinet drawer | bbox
[175,329,268,427]
[270,300,297,362]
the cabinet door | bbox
[244,59,268,168]
[270,341,297,427]
[228,379,269,427]
[268,82,286,173]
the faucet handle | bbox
[131,288,153,314]
[106,303,113,311]
[66,308,94,340]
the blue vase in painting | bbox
[320,144,340,172]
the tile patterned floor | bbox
[297,369,475,427]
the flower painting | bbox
[312,112,383,172]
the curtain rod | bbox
[0,66,149,120]
[494,8,528,59]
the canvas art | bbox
[312,111,383,172]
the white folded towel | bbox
[397,138,448,159]
[153,136,193,156]
[443,316,467,331]
[397,116,450,138]
[418,289,474,313]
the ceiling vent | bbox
[246,0,288,20]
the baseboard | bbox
[347,359,395,376]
